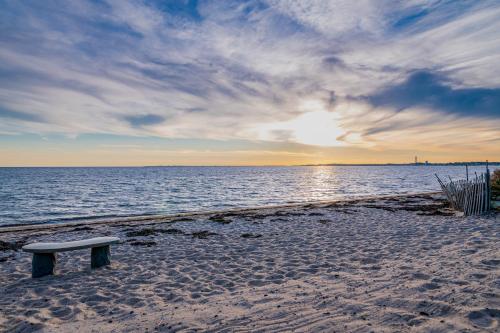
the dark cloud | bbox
[185,107,206,113]
[367,70,500,118]
[124,114,165,127]
[363,120,422,136]
[322,56,346,70]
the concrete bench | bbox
[22,237,120,278]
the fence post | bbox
[486,167,491,212]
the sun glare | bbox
[259,110,345,147]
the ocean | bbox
[0,165,495,227]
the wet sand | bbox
[0,193,499,332]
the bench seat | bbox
[22,237,120,278]
[23,237,119,253]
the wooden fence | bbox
[435,170,491,216]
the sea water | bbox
[0,165,495,226]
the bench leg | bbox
[32,253,56,278]
[91,245,111,268]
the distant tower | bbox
[415,156,418,165]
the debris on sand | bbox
[69,226,94,232]
[126,228,157,237]
[129,240,157,247]
[240,233,262,239]
[417,210,455,216]
[209,215,232,224]
[159,228,185,234]
[191,231,218,239]
[171,217,194,222]
[359,196,451,215]
[308,212,324,216]
[0,240,25,252]
[126,228,185,237]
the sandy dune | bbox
[0,193,499,332]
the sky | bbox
[1,0,500,166]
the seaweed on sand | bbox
[240,233,262,239]
[191,231,217,239]
[125,228,185,237]
[159,228,185,234]
[0,239,26,252]
[209,215,232,224]
[129,240,157,247]
[417,209,455,216]
[275,211,304,217]
[68,226,94,232]
[125,228,157,237]
[361,197,451,215]
[308,212,324,216]
[170,217,194,222]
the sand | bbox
[0,193,499,332]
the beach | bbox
[0,193,499,332]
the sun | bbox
[258,109,345,147]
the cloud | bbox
[124,114,166,127]
[366,70,500,118]
[0,0,499,154]
[265,0,386,38]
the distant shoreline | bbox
[1,162,499,168]
[301,162,500,167]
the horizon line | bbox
[1,161,499,168]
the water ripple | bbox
[0,165,494,226]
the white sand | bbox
[0,193,499,332]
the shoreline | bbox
[0,191,441,234]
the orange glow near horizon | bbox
[1,143,498,167]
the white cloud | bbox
[266,0,386,38]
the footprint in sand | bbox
[418,282,441,291]
[468,308,500,329]
[359,257,378,265]
[470,273,487,279]
[462,248,478,255]
[415,300,454,317]
[411,272,430,280]
[481,259,500,267]
[11,320,44,333]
